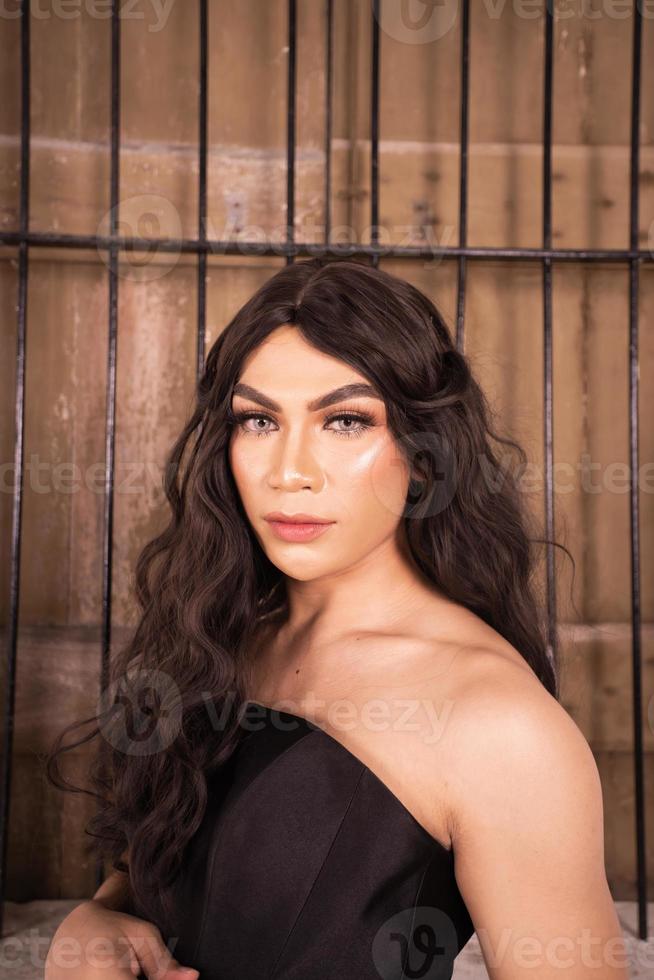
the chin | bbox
[279,562,328,581]
[269,554,338,582]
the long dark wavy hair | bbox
[46,256,571,934]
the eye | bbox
[324,411,375,439]
[230,411,276,438]
[229,409,375,440]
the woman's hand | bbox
[44,899,201,979]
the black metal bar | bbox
[95,0,121,891]
[0,0,30,940]
[324,0,333,246]
[197,0,208,378]
[370,0,380,268]
[542,2,557,667]
[628,0,647,944]
[455,0,470,352]
[286,0,297,265]
[2,230,653,264]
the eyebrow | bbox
[231,382,383,413]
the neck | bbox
[286,528,441,637]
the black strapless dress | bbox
[133,702,475,979]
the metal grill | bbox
[0,0,648,943]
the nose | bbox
[267,425,323,491]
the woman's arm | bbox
[45,851,200,979]
[442,654,629,980]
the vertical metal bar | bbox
[370,0,380,268]
[542,2,556,665]
[286,0,297,265]
[95,0,121,890]
[197,0,208,378]
[0,0,30,939]
[455,0,470,353]
[627,0,647,943]
[324,0,333,248]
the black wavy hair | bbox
[45,256,570,933]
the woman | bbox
[44,257,628,979]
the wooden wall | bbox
[0,0,653,900]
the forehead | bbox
[234,327,376,405]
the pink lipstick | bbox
[264,512,335,543]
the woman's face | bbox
[228,325,412,581]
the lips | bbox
[264,513,335,543]
[264,512,334,525]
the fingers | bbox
[45,904,200,980]
[128,924,199,980]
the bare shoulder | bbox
[432,645,597,826]
[426,644,608,900]
[421,647,626,978]
[452,643,583,739]
[364,634,597,850]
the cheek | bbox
[229,436,265,483]
[336,437,410,523]
[227,439,255,503]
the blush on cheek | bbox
[358,447,411,521]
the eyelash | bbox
[229,410,375,440]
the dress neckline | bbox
[242,699,454,858]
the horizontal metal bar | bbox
[0,230,652,263]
